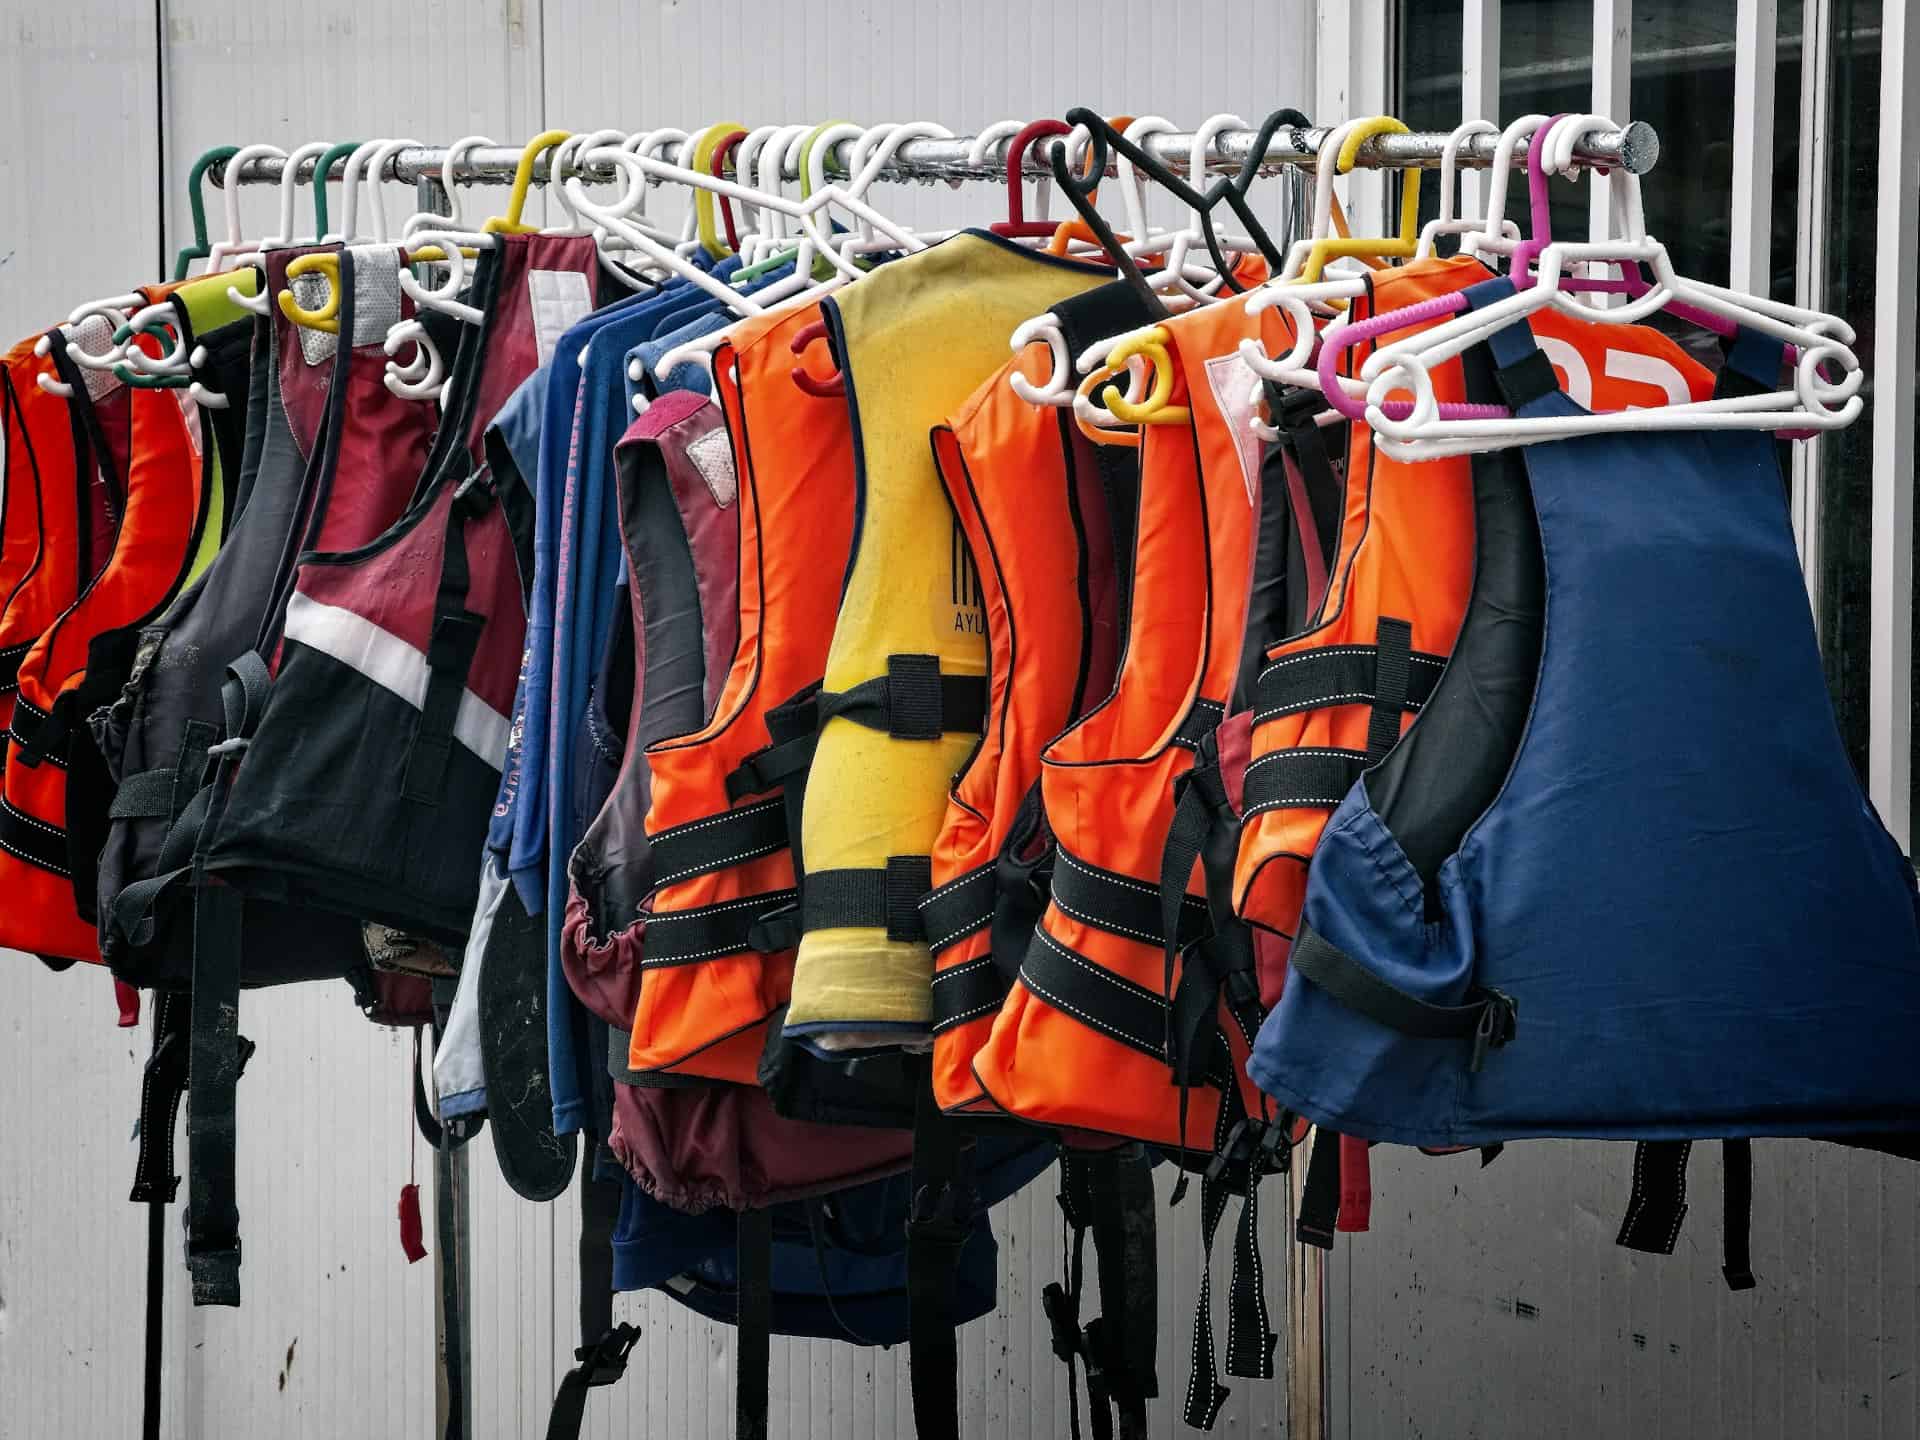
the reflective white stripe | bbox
[282,591,509,770]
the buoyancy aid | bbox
[0,333,90,755]
[201,234,595,944]
[98,246,431,986]
[622,299,855,1085]
[920,280,1150,1115]
[784,230,1112,1050]
[969,294,1293,1152]
[171,235,594,1309]
[0,305,209,961]
[1233,255,1717,1001]
[1251,279,1920,1155]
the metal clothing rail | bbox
[210,121,1659,190]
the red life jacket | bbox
[1,315,206,961]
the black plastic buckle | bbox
[185,1233,243,1306]
[1468,988,1518,1073]
[1040,1281,1084,1364]
[1272,381,1330,431]
[1204,1119,1254,1185]
[452,465,497,515]
[746,901,801,955]
[575,1322,642,1386]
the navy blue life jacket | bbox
[1251,278,1920,1154]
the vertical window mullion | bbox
[1870,0,1918,846]
[1462,0,1503,216]
[1588,0,1632,244]
[1794,0,1834,596]
[1730,0,1779,292]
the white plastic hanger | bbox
[204,143,289,271]
[1353,123,1861,458]
[1414,120,1521,259]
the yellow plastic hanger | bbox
[1099,327,1190,426]
[483,130,572,236]
[1299,116,1423,283]
[691,121,750,259]
[277,245,477,333]
[278,252,344,333]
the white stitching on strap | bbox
[922,863,993,904]
[648,892,790,925]
[654,840,783,888]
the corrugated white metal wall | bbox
[0,3,1315,1437]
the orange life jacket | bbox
[1,320,205,961]
[1233,255,1717,983]
[623,299,857,1086]
[969,295,1295,1152]
[922,316,1135,1114]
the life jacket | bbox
[968,293,1291,1153]
[920,280,1149,1116]
[1233,255,1718,990]
[621,299,854,1086]
[167,234,593,1310]
[56,274,260,940]
[550,387,1044,1440]
[98,245,433,986]
[0,299,209,961]
[0,332,91,766]
[200,234,591,946]
[1251,280,1920,1158]
[784,230,1110,1051]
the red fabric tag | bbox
[114,980,140,1028]
[1336,1134,1372,1232]
[397,1183,427,1263]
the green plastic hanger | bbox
[312,139,363,238]
[172,146,239,279]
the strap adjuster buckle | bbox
[1469,989,1518,1073]
[1040,1281,1083,1364]
[575,1322,642,1386]
[747,901,801,955]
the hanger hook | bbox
[486,129,572,235]
[275,141,331,246]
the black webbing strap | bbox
[762,685,822,884]
[1239,746,1367,818]
[920,863,995,957]
[988,781,1054,981]
[183,653,271,1308]
[1290,919,1517,1072]
[545,1161,641,1440]
[1046,1149,1157,1440]
[1492,345,1564,412]
[1092,1148,1158,1440]
[816,654,986,740]
[638,887,801,968]
[1055,845,1210,952]
[1043,1159,1103,1440]
[908,1080,976,1440]
[1616,1140,1692,1255]
[1170,698,1228,752]
[1295,1127,1342,1249]
[0,794,72,874]
[736,1207,774,1440]
[1253,643,1446,725]
[1617,1139,1758,1292]
[725,712,820,804]
[1269,383,1344,577]
[402,475,492,804]
[133,989,191,1440]
[7,690,66,769]
[0,638,27,694]
[648,797,789,889]
[1723,1139,1756,1291]
[801,856,933,942]
[1224,1171,1276,1382]
[929,955,1006,1034]
[1365,618,1414,761]
[1186,1106,1287,1430]
[1183,1109,1235,1430]
[1019,925,1169,1060]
